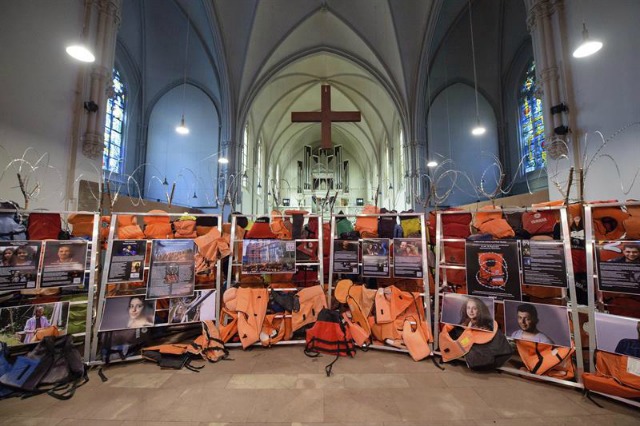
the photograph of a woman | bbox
[99,295,155,331]
[0,242,42,290]
[441,293,495,332]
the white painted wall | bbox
[144,85,220,208]
[0,0,90,210]
[549,0,640,201]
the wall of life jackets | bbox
[2,201,640,407]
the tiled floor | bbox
[0,346,639,425]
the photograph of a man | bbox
[595,312,640,360]
[614,320,640,358]
[41,241,87,287]
[510,303,553,344]
[504,300,571,347]
[608,243,640,264]
[23,306,50,344]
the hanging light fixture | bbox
[162,177,169,186]
[573,22,603,58]
[192,191,198,199]
[175,9,191,135]
[427,160,438,168]
[468,0,485,137]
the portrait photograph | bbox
[503,300,571,347]
[0,301,70,346]
[596,241,640,295]
[99,295,156,331]
[595,312,640,360]
[41,240,88,288]
[0,241,42,291]
[441,293,495,332]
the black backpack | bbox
[0,335,87,399]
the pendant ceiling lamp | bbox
[573,22,603,58]
[175,9,191,135]
[468,0,485,137]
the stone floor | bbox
[0,346,639,425]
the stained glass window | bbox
[518,61,545,173]
[104,69,126,174]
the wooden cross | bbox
[291,85,361,149]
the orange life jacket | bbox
[116,215,145,240]
[173,219,197,238]
[235,287,269,348]
[67,213,94,237]
[591,203,629,241]
[355,205,380,237]
[270,210,292,240]
[439,321,497,362]
[477,252,505,287]
[624,203,640,239]
[259,313,292,347]
[473,206,514,238]
[189,319,229,362]
[582,351,640,399]
[292,285,327,332]
[515,341,574,378]
[402,317,433,361]
[334,279,375,338]
[143,210,173,239]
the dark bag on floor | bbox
[0,335,87,399]
[464,329,512,370]
[0,201,27,241]
[0,342,15,398]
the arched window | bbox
[518,61,545,173]
[256,140,262,195]
[104,69,126,174]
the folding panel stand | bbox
[224,212,324,346]
[326,211,432,354]
[0,209,99,364]
[89,212,223,365]
[433,206,584,389]
[584,201,640,408]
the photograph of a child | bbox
[99,295,155,331]
[0,302,70,346]
[595,312,640,359]
[503,300,571,347]
[441,293,495,332]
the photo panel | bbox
[393,238,424,279]
[99,295,156,331]
[147,239,195,299]
[503,300,571,347]
[595,312,640,359]
[0,241,42,291]
[521,240,568,288]
[441,293,495,332]
[362,238,390,278]
[41,240,88,288]
[0,301,70,346]
[167,290,216,324]
[242,239,296,274]
[333,240,359,274]
[466,240,522,300]
[107,240,148,283]
[596,241,640,295]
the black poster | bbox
[0,241,42,291]
[333,240,359,274]
[393,238,424,278]
[362,238,390,278]
[596,241,640,295]
[40,241,88,288]
[521,240,567,288]
[466,240,521,300]
[107,240,147,283]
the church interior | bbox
[1,0,640,423]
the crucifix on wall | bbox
[291,85,361,149]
